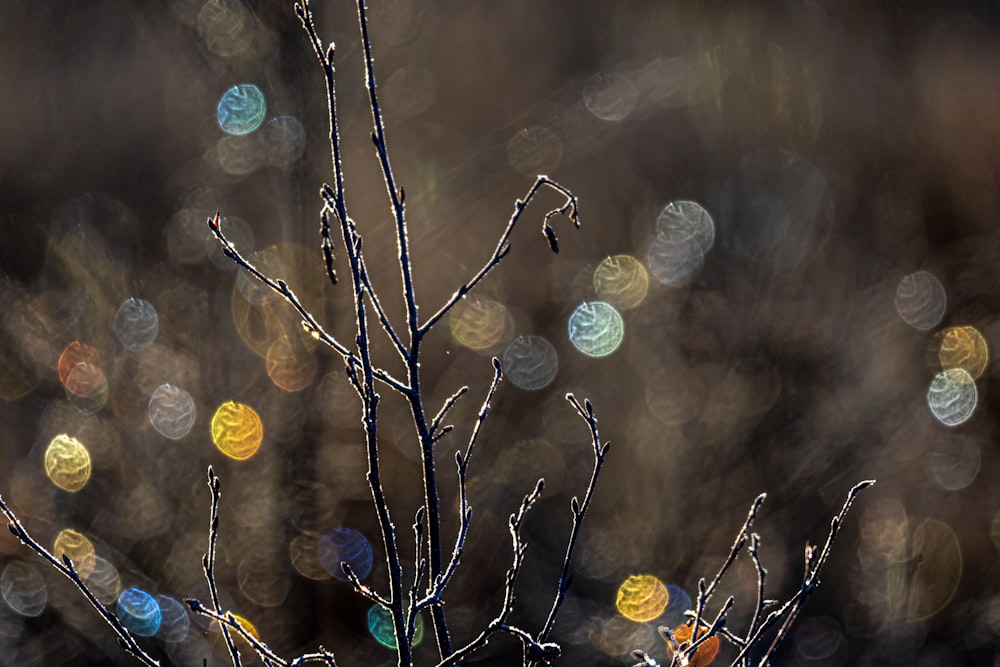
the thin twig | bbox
[198,467,243,667]
[429,386,470,441]
[0,496,161,667]
[320,186,408,361]
[531,394,609,657]
[186,601,288,667]
[206,212,408,395]
[752,480,875,665]
[422,358,504,610]
[687,493,766,643]
[434,479,547,667]
[419,176,580,336]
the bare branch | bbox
[419,176,581,335]
[198,467,243,667]
[0,496,161,667]
[531,393,610,656]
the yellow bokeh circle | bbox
[593,255,649,310]
[937,325,988,381]
[44,434,92,492]
[615,574,669,622]
[53,529,96,578]
[211,401,263,461]
[449,299,510,351]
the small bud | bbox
[543,224,559,253]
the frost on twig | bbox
[633,480,875,667]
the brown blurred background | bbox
[2,0,1000,665]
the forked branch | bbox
[632,480,875,667]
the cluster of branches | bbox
[3,1,605,666]
[631,480,874,667]
[0,1,874,666]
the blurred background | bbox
[1,0,999,665]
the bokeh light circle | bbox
[449,299,509,351]
[318,527,373,582]
[367,605,423,649]
[210,401,263,460]
[57,341,104,397]
[236,247,285,306]
[262,116,307,167]
[83,556,120,604]
[217,84,266,135]
[583,72,639,122]
[927,368,977,427]
[289,532,331,581]
[671,623,721,667]
[149,383,197,439]
[117,587,162,637]
[895,271,946,331]
[568,301,624,358]
[647,234,704,287]
[57,341,100,386]
[502,335,558,390]
[937,325,988,380]
[905,519,962,621]
[662,584,692,628]
[0,561,47,617]
[44,434,92,492]
[113,298,159,352]
[593,255,649,310]
[156,595,191,642]
[266,335,317,393]
[794,615,843,661]
[925,435,980,491]
[237,552,291,607]
[656,200,715,254]
[615,574,668,622]
[52,529,96,578]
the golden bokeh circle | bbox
[52,529,96,578]
[449,299,510,351]
[266,335,317,392]
[937,325,988,381]
[44,434,92,492]
[615,574,669,622]
[211,401,263,461]
[593,254,649,310]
